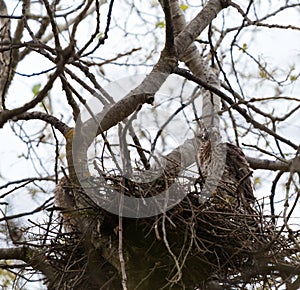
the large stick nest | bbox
[38,173,299,288]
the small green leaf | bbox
[259,69,267,79]
[290,75,297,82]
[18,153,28,159]
[155,21,166,28]
[239,43,247,52]
[180,4,189,11]
[32,83,41,96]
[254,177,261,186]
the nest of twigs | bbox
[35,173,299,289]
[75,175,276,281]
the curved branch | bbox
[0,246,57,285]
[14,111,71,136]
[174,0,230,57]
[0,197,54,222]
[12,111,76,179]
[0,68,61,128]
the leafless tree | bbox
[0,0,299,289]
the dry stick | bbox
[283,176,299,249]
[117,107,143,289]
[118,195,127,290]
[222,80,298,159]
[173,67,298,150]
[0,67,61,128]
[270,171,284,224]
[14,111,71,135]
[70,0,96,53]
[151,91,200,153]
[243,143,287,163]
[41,0,62,51]
[118,124,128,290]
[161,213,182,284]
[169,221,195,286]
[0,197,54,222]
[133,263,159,290]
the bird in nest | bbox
[196,127,255,207]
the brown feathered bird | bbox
[197,127,254,205]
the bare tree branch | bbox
[0,246,57,285]
[0,69,61,128]
[174,67,298,150]
[14,111,71,136]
